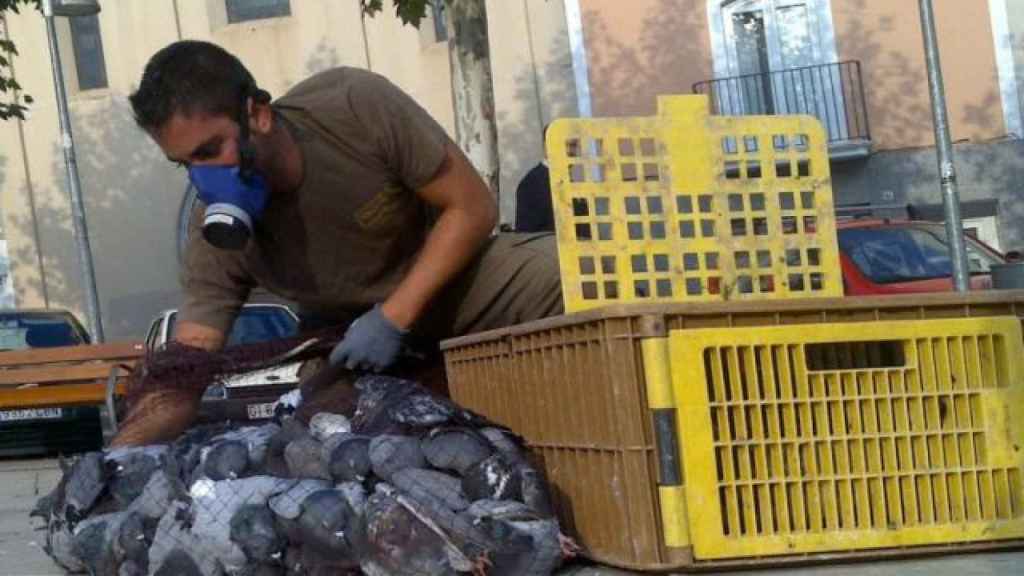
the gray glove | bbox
[329,305,408,372]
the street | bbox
[1,457,1022,576]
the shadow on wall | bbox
[827,0,1020,247]
[305,37,343,79]
[583,0,712,117]
[9,96,183,340]
[494,16,578,223]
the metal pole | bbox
[919,0,970,292]
[41,0,105,341]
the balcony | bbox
[693,61,871,160]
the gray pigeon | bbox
[391,468,470,513]
[189,476,296,574]
[127,465,187,522]
[202,440,250,480]
[356,489,460,576]
[479,428,554,517]
[230,504,285,566]
[325,435,371,483]
[309,412,351,442]
[262,418,308,477]
[387,394,456,427]
[284,436,330,480]
[336,481,368,518]
[369,435,426,481]
[70,510,149,576]
[462,500,574,575]
[152,547,207,576]
[63,452,108,522]
[105,446,169,510]
[293,490,358,556]
[210,423,281,468]
[421,427,493,475]
[148,501,224,576]
[462,454,522,502]
[267,479,332,521]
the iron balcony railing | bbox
[693,61,871,152]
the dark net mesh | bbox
[36,363,577,575]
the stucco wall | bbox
[833,0,1006,150]
[580,0,714,117]
[0,0,575,340]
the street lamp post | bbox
[918,0,970,293]
[40,0,105,341]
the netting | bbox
[33,374,578,575]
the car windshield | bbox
[839,226,1002,284]
[168,306,298,347]
[0,314,85,350]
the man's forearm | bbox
[381,201,495,328]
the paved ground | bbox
[1,456,1022,576]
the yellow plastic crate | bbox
[441,295,1024,570]
[547,96,842,313]
[672,317,1024,559]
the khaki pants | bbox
[416,232,564,341]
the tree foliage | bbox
[0,0,39,120]
[360,0,432,28]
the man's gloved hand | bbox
[329,304,408,372]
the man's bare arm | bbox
[379,142,498,329]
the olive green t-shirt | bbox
[180,67,450,332]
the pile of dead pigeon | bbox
[31,375,576,575]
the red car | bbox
[837,220,1006,295]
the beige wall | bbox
[832,0,1004,150]
[0,0,574,339]
[580,0,1006,151]
[581,0,714,117]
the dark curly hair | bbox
[129,41,262,133]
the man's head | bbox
[130,40,272,170]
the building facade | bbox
[1,0,1021,340]
[0,0,578,339]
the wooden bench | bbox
[0,342,145,426]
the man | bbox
[117,41,562,444]
[514,124,556,233]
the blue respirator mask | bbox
[186,86,272,251]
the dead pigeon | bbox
[480,428,555,517]
[309,412,351,442]
[267,479,332,521]
[202,440,251,480]
[105,446,170,510]
[152,547,207,576]
[355,488,460,576]
[462,454,522,502]
[63,452,108,523]
[148,501,223,576]
[230,504,286,566]
[292,490,358,560]
[284,436,330,480]
[421,427,493,475]
[262,418,309,477]
[337,481,368,518]
[369,435,426,481]
[324,435,372,483]
[462,500,577,575]
[391,468,470,513]
[189,476,295,574]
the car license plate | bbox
[0,407,64,422]
[247,402,276,420]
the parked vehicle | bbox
[837,219,1006,295]
[144,303,303,420]
[0,309,105,456]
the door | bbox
[717,0,847,140]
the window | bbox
[69,15,108,91]
[431,0,448,42]
[838,226,1002,285]
[226,0,291,24]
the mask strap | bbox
[236,84,270,182]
